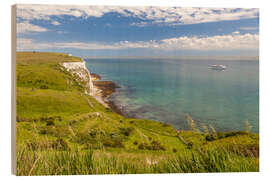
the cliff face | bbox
[62,61,94,95]
[62,60,108,107]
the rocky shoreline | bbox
[91,76,125,116]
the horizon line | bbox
[83,55,259,61]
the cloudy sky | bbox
[16,4,259,58]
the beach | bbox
[91,75,125,116]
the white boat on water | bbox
[210,64,227,70]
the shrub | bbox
[224,131,248,138]
[40,84,49,89]
[172,148,177,153]
[56,116,62,121]
[205,134,217,141]
[138,141,166,151]
[69,119,77,125]
[83,143,101,150]
[216,132,225,139]
[103,138,124,148]
[133,141,138,145]
[40,129,47,135]
[105,108,112,112]
[206,131,249,141]
[162,122,170,127]
[89,129,98,138]
[112,139,124,148]
[138,143,147,150]
[119,127,134,136]
[40,116,57,123]
[151,140,166,151]
[52,138,70,150]
[205,135,212,141]
[72,132,92,144]
[187,142,193,149]
[46,119,55,126]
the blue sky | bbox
[17,5,259,58]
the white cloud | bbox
[159,33,259,50]
[17,33,259,52]
[239,26,259,31]
[17,5,259,26]
[17,39,153,51]
[17,21,48,34]
[51,20,60,26]
[232,31,240,35]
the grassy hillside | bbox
[16,52,259,175]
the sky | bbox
[16,5,259,59]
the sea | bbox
[85,58,259,133]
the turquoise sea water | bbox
[85,59,259,132]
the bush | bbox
[56,116,62,121]
[133,141,138,145]
[138,143,148,150]
[187,142,193,149]
[46,119,55,126]
[40,129,47,135]
[206,131,249,141]
[69,119,77,125]
[173,148,177,153]
[103,138,124,148]
[224,131,249,138]
[162,122,170,127]
[105,108,111,112]
[216,132,225,139]
[52,138,70,150]
[89,129,98,138]
[83,143,101,150]
[205,135,211,141]
[138,141,166,151]
[119,127,134,136]
[151,140,166,151]
[71,132,92,144]
[40,84,49,89]
[205,134,216,141]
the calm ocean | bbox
[85,58,259,132]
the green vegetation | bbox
[16,52,259,175]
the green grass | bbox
[16,145,258,175]
[16,52,259,175]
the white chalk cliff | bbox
[62,60,107,107]
[62,61,94,95]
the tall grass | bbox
[165,148,258,173]
[17,148,94,175]
[16,146,259,175]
